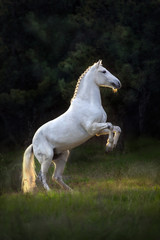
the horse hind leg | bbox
[35,150,53,191]
[52,150,72,191]
[41,160,52,191]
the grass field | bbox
[0,137,160,240]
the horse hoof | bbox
[68,187,74,193]
[105,146,113,153]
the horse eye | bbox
[102,70,106,74]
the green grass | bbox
[0,137,160,240]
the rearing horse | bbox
[22,60,121,193]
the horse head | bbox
[93,60,121,92]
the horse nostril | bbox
[112,82,117,88]
[112,81,121,89]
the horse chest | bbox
[70,100,107,124]
[85,105,107,123]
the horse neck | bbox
[75,73,102,106]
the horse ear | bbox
[96,60,102,68]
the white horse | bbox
[22,60,121,193]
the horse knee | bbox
[53,175,62,181]
[117,127,121,133]
[114,126,121,133]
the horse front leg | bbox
[86,122,113,136]
[96,125,121,152]
[105,130,114,152]
[84,122,114,151]
[113,126,121,148]
[105,126,121,151]
[96,128,114,152]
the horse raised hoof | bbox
[105,143,113,153]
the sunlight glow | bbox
[113,88,118,93]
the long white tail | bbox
[22,144,37,193]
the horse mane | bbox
[71,62,98,103]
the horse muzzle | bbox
[112,79,122,89]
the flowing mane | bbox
[71,62,97,103]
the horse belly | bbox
[44,120,90,152]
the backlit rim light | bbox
[113,88,118,93]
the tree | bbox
[0,0,159,147]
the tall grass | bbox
[0,137,160,240]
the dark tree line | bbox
[0,0,160,147]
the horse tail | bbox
[22,144,37,193]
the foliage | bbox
[0,0,160,146]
